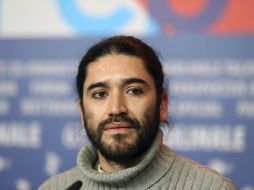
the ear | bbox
[78,100,85,127]
[159,91,169,122]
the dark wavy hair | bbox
[76,36,164,102]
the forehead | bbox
[84,54,154,86]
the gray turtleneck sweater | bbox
[38,131,236,190]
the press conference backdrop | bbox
[0,1,254,189]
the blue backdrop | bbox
[0,1,254,189]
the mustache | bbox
[98,114,140,132]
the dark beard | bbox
[83,109,160,163]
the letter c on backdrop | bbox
[57,0,133,35]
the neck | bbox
[98,152,144,172]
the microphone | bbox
[66,180,83,190]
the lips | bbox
[104,122,133,131]
[105,122,132,130]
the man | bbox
[39,36,236,190]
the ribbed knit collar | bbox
[77,130,176,189]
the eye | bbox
[91,90,108,99]
[126,88,144,96]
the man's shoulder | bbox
[171,153,236,189]
[38,167,82,190]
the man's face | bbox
[79,54,168,162]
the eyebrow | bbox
[86,77,148,91]
[87,82,109,91]
[123,78,147,86]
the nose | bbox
[108,92,128,117]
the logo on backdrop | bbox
[148,0,228,32]
[57,0,228,35]
[57,0,158,35]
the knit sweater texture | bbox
[38,131,236,190]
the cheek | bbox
[83,109,96,126]
[127,98,157,120]
[84,106,106,128]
